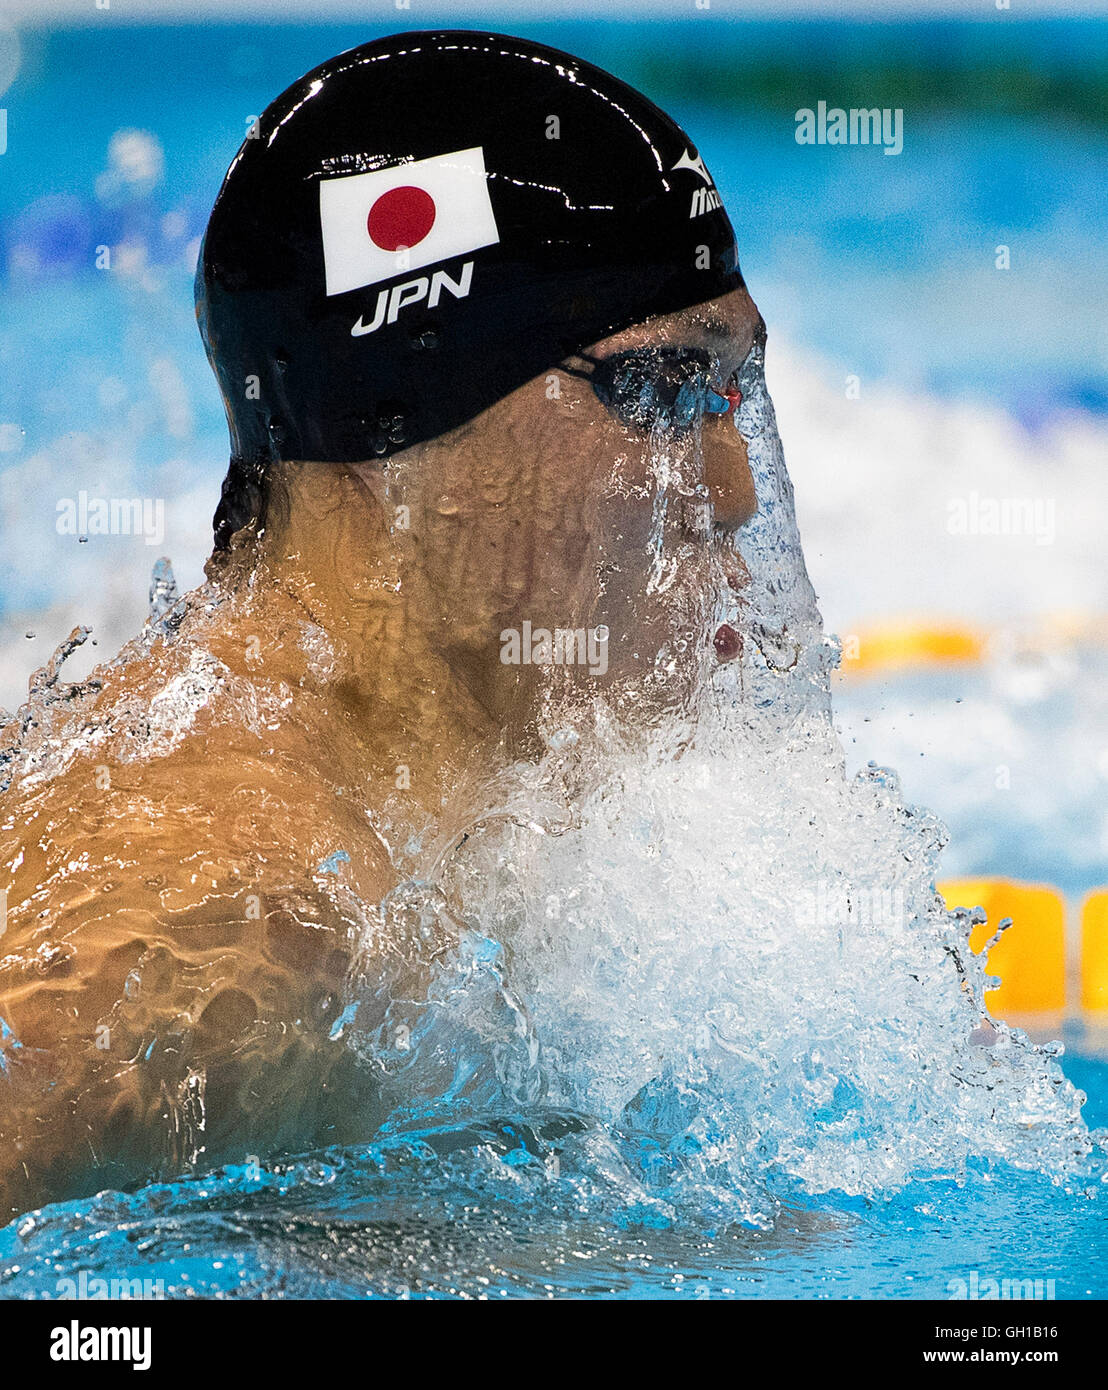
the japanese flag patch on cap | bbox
[319,145,500,297]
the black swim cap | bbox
[196,30,744,505]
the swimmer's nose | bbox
[702,415,757,529]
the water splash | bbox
[331,332,1097,1227]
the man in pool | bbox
[0,32,762,1217]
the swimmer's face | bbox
[367,286,763,716]
[577,286,762,534]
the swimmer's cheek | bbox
[703,427,756,530]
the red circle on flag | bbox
[366,186,436,252]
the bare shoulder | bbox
[0,604,409,1213]
[0,729,393,1215]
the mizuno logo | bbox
[673,148,722,218]
[351,260,474,336]
[672,147,713,184]
[689,186,722,218]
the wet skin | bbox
[0,287,762,1217]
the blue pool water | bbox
[2,1037,1106,1300]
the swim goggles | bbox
[562,345,742,433]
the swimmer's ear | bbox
[208,454,293,570]
[212,455,265,554]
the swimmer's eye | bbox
[563,346,738,433]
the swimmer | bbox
[0,31,762,1218]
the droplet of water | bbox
[713,623,742,662]
[148,556,179,620]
